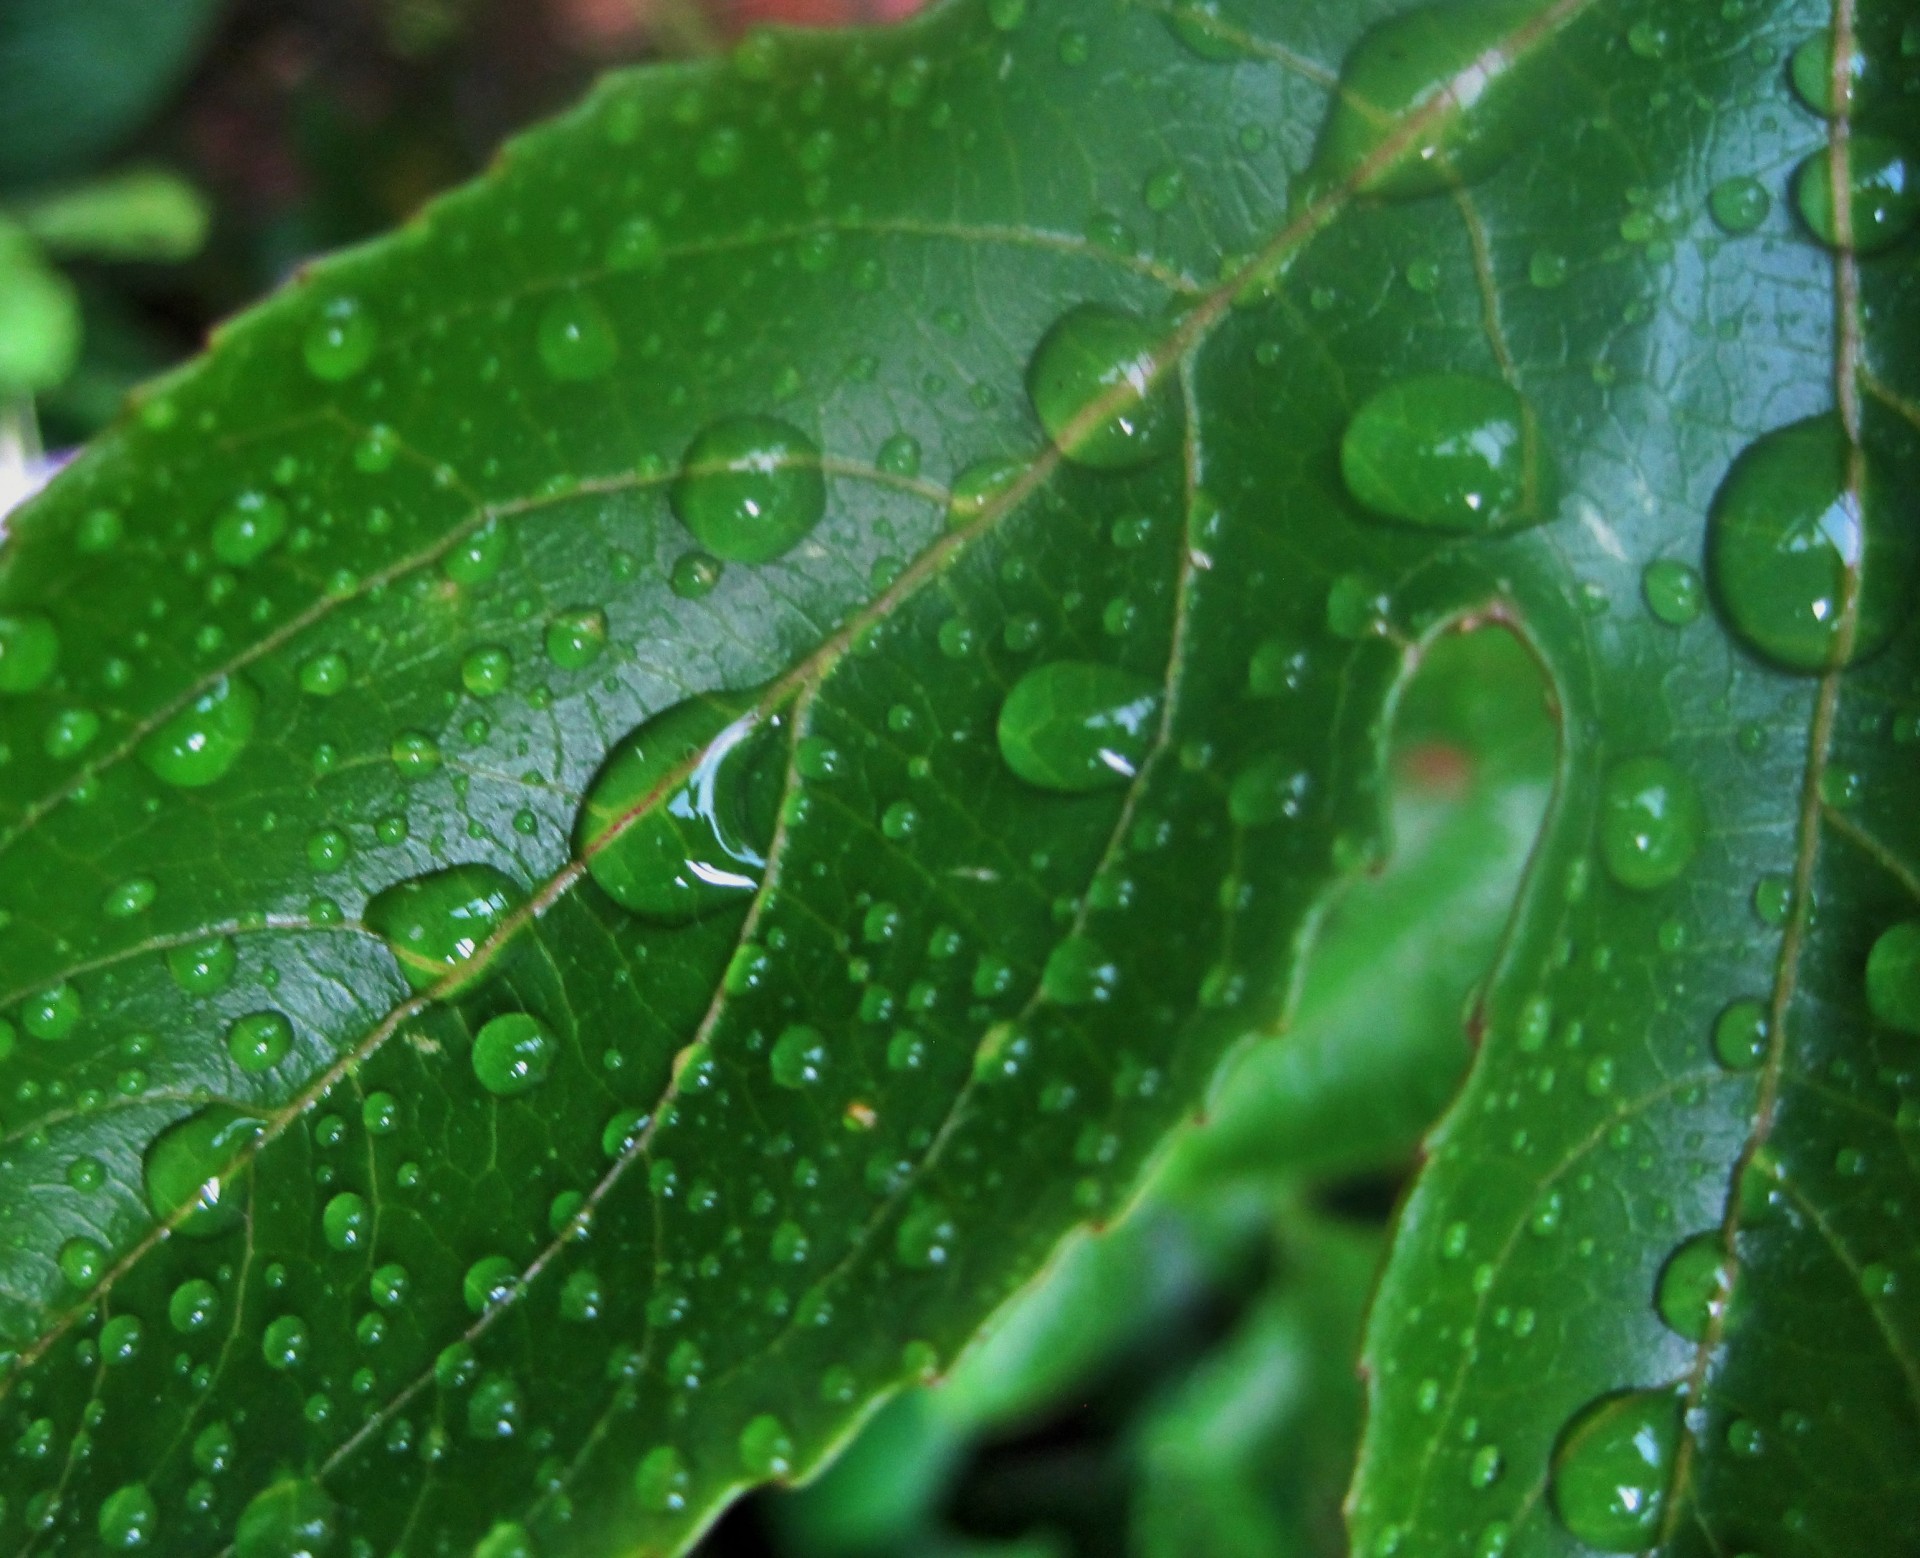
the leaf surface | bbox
[0,1,1916,1555]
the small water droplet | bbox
[1711,997,1769,1070]
[997,660,1159,791]
[227,1010,293,1074]
[1655,1231,1734,1340]
[303,297,377,382]
[670,550,723,598]
[1789,32,1868,116]
[1549,1387,1681,1552]
[546,608,608,669]
[895,1199,955,1269]
[770,1024,827,1088]
[299,651,350,698]
[1041,935,1118,1005]
[322,1191,370,1252]
[1027,303,1181,469]
[671,416,825,563]
[1600,757,1703,891]
[1341,374,1550,533]
[472,1013,558,1096]
[1708,175,1771,234]
[169,1278,220,1333]
[738,1414,795,1478]
[58,1235,105,1287]
[364,864,527,994]
[212,492,288,568]
[537,292,619,381]
[139,677,260,788]
[24,981,82,1040]
[634,1446,690,1513]
[1641,559,1703,624]
[97,1482,158,1550]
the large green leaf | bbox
[0,3,1915,1558]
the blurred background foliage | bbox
[0,3,1555,1550]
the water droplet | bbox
[472,1013,558,1096]
[168,935,239,996]
[1711,997,1769,1069]
[1789,33,1868,116]
[303,298,377,382]
[1341,375,1549,532]
[1026,304,1181,469]
[1709,415,1912,671]
[895,1199,955,1269]
[770,1024,827,1088]
[445,520,509,585]
[67,1155,105,1192]
[169,1278,220,1333]
[227,1010,293,1073]
[577,695,780,923]
[143,1105,265,1236]
[212,492,289,568]
[670,550,723,598]
[98,1483,157,1550]
[559,1267,603,1323]
[391,730,443,778]
[1468,1443,1504,1489]
[459,645,512,700]
[468,1371,523,1439]
[1708,176,1771,234]
[1793,135,1918,254]
[738,1413,795,1477]
[1303,0,1540,200]
[299,651,349,697]
[996,660,1159,791]
[475,1522,537,1558]
[322,1191,369,1252]
[138,676,260,788]
[1163,0,1253,61]
[24,981,82,1040]
[234,1478,338,1558]
[365,864,525,994]
[948,456,1025,527]
[671,416,825,563]
[1041,935,1118,1004]
[634,1446,690,1513]
[1655,1231,1733,1341]
[464,1254,519,1313]
[0,613,59,693]
[537,292,619,380]
[1549,1387,1681,1552]
[103,876,158,919]
[1600,757,1703,891]
[546,608,608,669]
[1867,922,1920,1035]
[1641,559,1703,624]
[59,1235,105,1287]
[44,706,100,759]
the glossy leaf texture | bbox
[0,3,1916,1558]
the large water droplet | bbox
[670,416,826,563]
[1655,1231,1734,1341]
[996,660,1159,791]
[138,676,260,788]
[364,864,527,994]
[168,935,239,995]
[1793,136,1918,254]
[1711,997,1769,1070]
[472,1013,558,1096]
[1026,304,1181,470]
[1302,0,1541,200]
[227,1010,293,1074]
[1041,935,1119,1004]
[1340,374,1549,532]
[143,1104,267,1238]
[1599,757,1703,891]
[537,292,619,381]
[1708,415,1912,672]
[1867,921,1920,1035]
[97,1482,157,1550]
[0,613,59,694]
[576,694,781,923]
[634,1446,690,1513]
[234,1478,338,1558]
[1549,1387,1681,1552]
[738,1414,795,1477]
[1789,32,1870,117]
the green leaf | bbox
[1,4,1917,1558]
[14,168,213,264]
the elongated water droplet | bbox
[1163,0,1253,61]
[997,660,1159,791]
[303,298,377,382]
[0,613,59,694]
[472,1013,558,1096]
[1549,1387,1681,1552]
[1600,757,1702,891]
[1302,0,1541,201]
[234,1478,338,1558]
[1341,374,1549,532]
[948,457,1025,528]
[364,864,527,994]
[143,1104,267,1237]
[138,677,260,788]
[1867,922,1920,1035]
[1655,1231,1734,1341]
[1708,415,1912,672]
[1026,304,1181,470]
[576,695,781,923]
[537,292,619,381]
[1793,136,1918,254]
[671,416,825,563]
